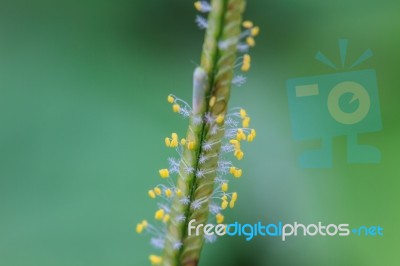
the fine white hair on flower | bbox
[202,141,213,151]
[184,165,195,174]
[204,234,217,243]
[168,157,180,174]
[195,15,208,29]
[210,125,219,135]
[204,112,214,124]
[150,237,165,249]
[232,75,247,87]
[191,199,203,210]
[158,203,171,213]
[195,169,206,179]
[180,196,190,205]
[199,154,208,165]
[209,203,222,215]
[218,37,239,50]
[173,241,183,250]
[195,1,212,13]
[237,43,249,53]
[192,114,203,125]
[221,143,235,153]
[175,214,186,223]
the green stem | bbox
[162,1,246,265]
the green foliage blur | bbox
[0,0,399,265]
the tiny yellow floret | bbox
[216,213,224,224]
[163,214,170,223]
[165,137,171,147]
[242,117,250,128]
[148,190,156,199]
[172,104,181,113]
[159,169,169,178]
[171,133,178,140]
[235,150,244,160]
[233,169,242,178]
[229,200,236,209]
[242,20,253,28]
[243,54,251,64]
[216,114,225,124]
[155,209,165,220]
[221,200,228,210]
[187,141,196,150]
[209,96,216,107]
[180,138,186,145]
[165,188,172,198]
[251,26,260,36]
[229,167,236,175]
[176,188,183,197]
[154,187,162,196]
[221,182,228,192]
[241,61,250,72]
[149,255,163,265]
[221,195,228,201]
[232,192,238,202]
[194,1,202,11]
[136,223,144,234]
[246,36,256,47]
[240,108,247,119]
[167,95,174,103]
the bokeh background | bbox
[1,0,399,265]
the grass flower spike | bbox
[137,0,259,265]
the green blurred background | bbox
[0,0,399,265]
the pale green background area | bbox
[0,0,399,265]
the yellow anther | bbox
[240,108,247,119]
[235,150,244,160]
[148,190,156,199]
[221,182,228,192]
[163,214,170,223]
[216,114,225,124]
[159,169,169,178]
[229,167,236,174]
[167,95,174,103]
[229,200,236,209]
[154,187,162,196]
[251,26,260,36]
[216,213,224,224]
[187,141,196,150]
[165,137,171,147]
[221,200,228,210]
[172,104,181,113]
[243,54,251,64]
[233,169,242,178]
[246,36,256,47]
[232,192,238,202]
[251,129,256,137]
[176,189,183,197]
[236,132,244,141]
[242,20,253,29]
[247,134,254,142]
[171,133,178,140]
[141,220,148,227]
[149,255,163,265]
[180,138,186,145]
[242,117,250,128]
[241,61,250,72]
[155,209,164,220]
[209,96,216,107]
[194,1,202,11]
[170,139,178,148]
[136,223,144,234]
[221,195,228,201]
[165,189,172,198]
